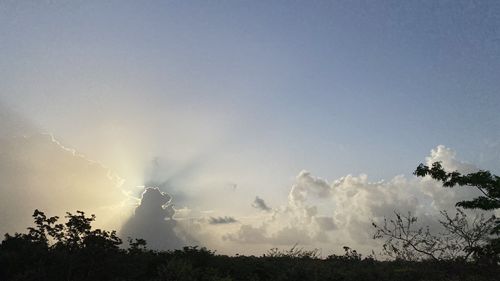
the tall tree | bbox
[414,161,500,263]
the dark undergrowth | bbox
[1,209,499,281]
[1,242,499,281]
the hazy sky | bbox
[1,1,499,255]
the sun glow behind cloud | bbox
[0,133,132,234]
[1,0,500,258]
[1,112,491,256]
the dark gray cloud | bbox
[120,187,189,250]
[252,196,271,212]
[209,216,238,225]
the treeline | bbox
[0,161,499,280]
[0,209,498,281]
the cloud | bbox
[136,187,175,220]
[425,145,478,174]
[0,113,491,257]
[223,222,328,246]
[223,224,268,244]
[288,171,332,205]
[209,216,238,225]
[252,196,272,212]
[0,131,129,236]
[314,216,336,231]
[223,145,489,255]
[120,187,191,250]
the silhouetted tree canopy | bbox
[3,162,500,280]
[372,209,495,261]
[414,162,500,211]
[0,208,499,281]
[413,162,500,264]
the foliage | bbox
[414,162,500,211]
[439,209,496,259]
[3,161,500,279]
[128,237,148,254]
[373,209,495,261]
[414,161,500,264]
[264,244,321,259]
[326,246,365,262]
[2,209,499,280]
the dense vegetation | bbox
[1,162,499,281]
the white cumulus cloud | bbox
[222,145,489,255]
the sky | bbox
[0,0,499,256]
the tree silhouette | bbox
[414,162,500,211]
[372,209,495,261]
[1,208,500,280]
[414,161,500,263]
[3,162,500,280]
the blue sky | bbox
[0,1,499,253]
[2,1,499,179]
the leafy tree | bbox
[128,237,148,254]
[2,207,500,280]
[414,162,500,211]
[414,161,500,263]
[60,211,96,250]
[26,209,64,246]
